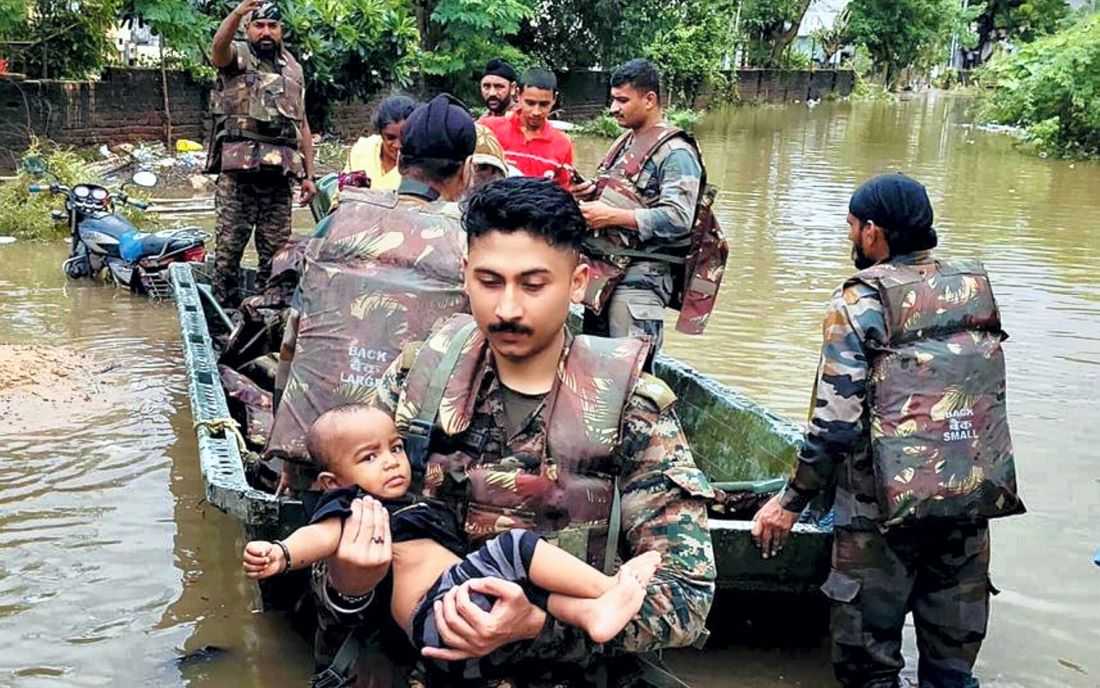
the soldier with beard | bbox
[208,0,318,307]
[753,174,1024,688]
[478,58,518,119]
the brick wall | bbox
[0,67,207,153]
[0,66,855,163]
[556,71,610,120]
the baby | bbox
[243,404,660,672]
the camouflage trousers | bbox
[582,286,665,371]
[213,171,293,307]
[823,523,994,688]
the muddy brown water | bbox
[1,93,1097,687]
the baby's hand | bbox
[243,540,285,579]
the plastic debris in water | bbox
[1094,548,1100,567]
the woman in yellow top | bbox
[343,95,418,190]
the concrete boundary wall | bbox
[0,67,854,157]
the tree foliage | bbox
[641,0,731,105]
[282,0,419,103]
[0,0,26,40]
[415,0,536,85]
[976,11,1100,157]
[847,0,982,87]
[4,0,120,79]
[739,0,811,68]
[118,0,218,68]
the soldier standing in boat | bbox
[753,173,1025,688]
[207,0,317,307]
[318,178,716,685]
[268,94,477,498]
[573,59,726,361]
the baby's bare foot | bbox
[619,550,661,587]
[583,573,646,644]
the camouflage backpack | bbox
[582,125,729,335]
[852,259,1026,527]
[265,188,469,466]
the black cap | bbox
[849,173,934,235]
[482,58,517,82]
[401,94,476,162]
[249,1,282,21]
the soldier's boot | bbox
[252,177,293,291]
[213,174,253,307]
[911,524,992,688]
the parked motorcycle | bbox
[25,157,208,298]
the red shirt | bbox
[481,115,575,188]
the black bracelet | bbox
[273,540,292,574]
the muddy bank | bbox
[0,344,119,434]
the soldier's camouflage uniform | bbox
[312,321,717,685]
[582,129,703,358]
[210,42,306,307]
[780,250,1000,688]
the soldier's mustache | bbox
[489,321,533,336]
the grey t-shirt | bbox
[500,384,546,440]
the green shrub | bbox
[976,13,1100,158]
[574,114,623,139]
[667,108,702,132]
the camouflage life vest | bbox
[852,259,1025,527]
[395,314,652,570]
[582,125,729,335]
[265,188,469,464]
[206,41,305,178]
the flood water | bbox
[1,93,1097,687]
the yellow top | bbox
[344,134,401,190]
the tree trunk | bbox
[160,41,173,152]
[767,0,813,65]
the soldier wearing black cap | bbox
[480,58,518,119]
[208,0,318,307]
[754,173,1022,688]
[293,94,480,677]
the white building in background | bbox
[109,20,162,66]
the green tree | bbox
[6,0,121,79]
[415,0,536,87]
[0,0,26,39]
[965,0,1068,67]
[811,6,850,65]
[976,11,1100,156]
[640,0,732,104]
[512,0,620,70]
[739,0,812,68]
[282,0,419,105]
[118,0,218,69]
[847,0,979,87]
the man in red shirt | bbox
[481,68,575,188]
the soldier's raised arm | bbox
[212,0,261,68]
